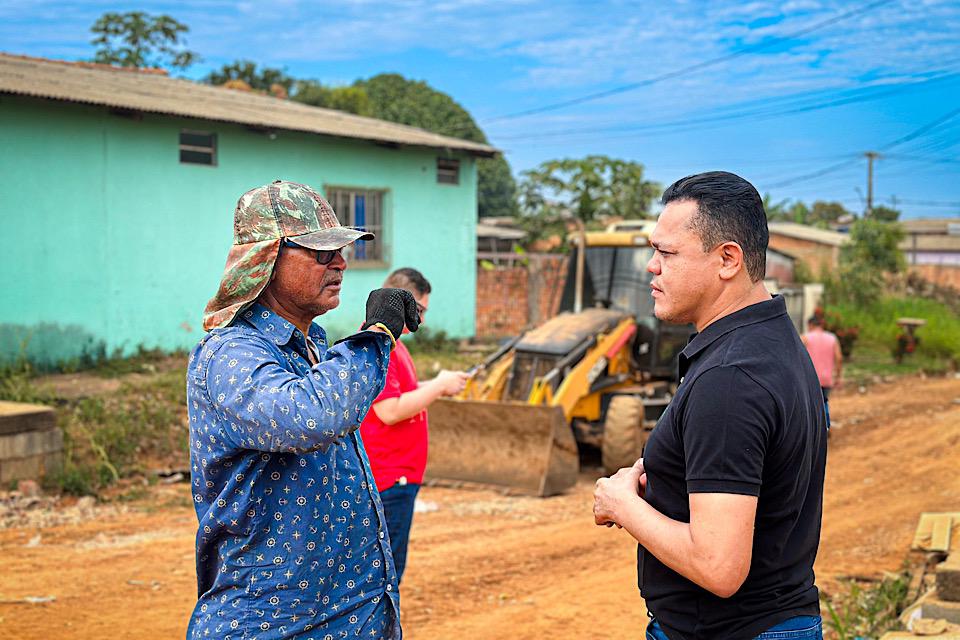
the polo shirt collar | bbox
[681,295,788,362]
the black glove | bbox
[361,288,420,340]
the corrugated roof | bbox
[477,223,527,240]
[0,54,497,157]
[768,222,849,247]
[901,218,959,234]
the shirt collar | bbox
[240,302,328,350]
[681,295,787,362]
[240,303,299,346]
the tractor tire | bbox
[602,395,646,475]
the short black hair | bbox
[384,267,431,296]
[661,171,768,282]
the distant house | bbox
[477,219,528,254]
[0,54,496,368]
[900,218,960,266]
[900,218,960,290]
[767,222,848,276]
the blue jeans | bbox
[379,482,420,582]
[646,615,822,639]
[822,386,832,430]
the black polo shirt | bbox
[639,295,827,640]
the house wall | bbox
[767,233,840,277]
[910,264,960,290]
[0,96,477,368]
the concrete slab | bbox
[923,593,960,624]
[0,401,56,436]
[938,555,960,602]
[0,428,63,460]
[0,452,62,484]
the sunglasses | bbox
[282,239,342,265]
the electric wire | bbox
[481,0,896,124]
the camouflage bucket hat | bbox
[202,180,374,330]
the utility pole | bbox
[864,151,880,217]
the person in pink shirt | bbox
[801,314,843,428]
[360,268,470,582]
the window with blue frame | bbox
[326,188,384,263]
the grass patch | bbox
[5,338,492,497]
[17,367,190,496]
[0,360,55,404]
[830,296,960,383]
[822,571,913,640]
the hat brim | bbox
[288,227,374,251]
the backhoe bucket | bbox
[425,398,579,497]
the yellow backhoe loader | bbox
[426,230,692,496]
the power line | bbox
[494,69,960,142]
[896,198,960,207]
[760,105,960,190]
[482,0,896,124]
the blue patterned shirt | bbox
[186,303,401,640]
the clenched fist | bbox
[361,288,421,341]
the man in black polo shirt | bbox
[593,171,827,640]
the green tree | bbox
[204,60,294,95]
[809,200,851,227]
[291,80,373,116]
[518,155,660,222]
[90,11,198,71]
[762,193,790,221]
[833,219,905,306]
[870,204,901,222]
[788,201,811,225]
[353,74,518,218]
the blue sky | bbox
[3,0,959,219]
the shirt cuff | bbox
[686,478,761,496]
[369,323,397,348]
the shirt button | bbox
[379,531,384,538]
[386,584,393,591]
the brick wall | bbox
[476,254,569,338]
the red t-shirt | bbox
[360,340,428,491]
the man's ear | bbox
[717,241,744,281]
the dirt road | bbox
[2,375,959,639]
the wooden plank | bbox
[934,518,956,553]
[913,513,960,552]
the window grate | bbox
[180,130,216,166]
[437,158,460,185]
[326,188,385,263]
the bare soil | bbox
[2,375,959,639]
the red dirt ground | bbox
[2,375,959,639]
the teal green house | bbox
[0,54,494,369]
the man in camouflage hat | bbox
[186,180,419,640]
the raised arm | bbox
[198,331,392,454]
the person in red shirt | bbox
[360,268,470,581]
